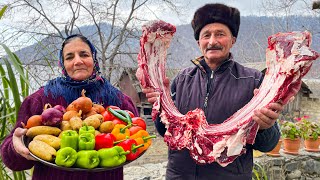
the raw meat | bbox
[136,20,319,166]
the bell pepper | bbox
[60,130,79,150]
[131,117,147,130]
[55,147,78,167]
[75,150,100,169]
[95,133,116,150]
[117,139,144,161]
[130,130,156,154]
[111,124,131,141]
[129,126,144,136]
[78,133,95,150]
[108,108,132,125]
[98,146,129,167]
[79,125,95,136]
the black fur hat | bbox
[191,3,240,40]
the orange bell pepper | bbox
[111,124,130,141]
[130,130,156,154]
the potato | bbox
[69,116,82,131]
[60,121,72,131]
[99,121,115,133]
[83,114,103,129]
[28,140,56,162]
[26,126,61,138]
[33,134,61,150]
[95,130,101,136]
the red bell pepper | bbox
[102,110,115,122]
[117,139,144,161]
[125,110,135,118]
[129,126,144,136]
[132,117,147,130]
[95,133,116,150]
[102,106,121,121]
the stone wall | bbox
[254,149,320,180]
[300,97,320,120]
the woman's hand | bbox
[12,127,36,161]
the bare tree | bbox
[0,0,185,81]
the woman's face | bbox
[63,38,94,81]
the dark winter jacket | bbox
[155,55,280,180]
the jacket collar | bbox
[191,53,234,74]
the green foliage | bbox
[297,118,320,140]
[280,121,301,140]
[0,5,7,19]
[0,26,31,180]
[252,162,268,180]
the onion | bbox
[41,104,63,126]
[53,105,66,114]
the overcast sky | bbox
[152,0,316,25]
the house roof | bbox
[301,79,320,98]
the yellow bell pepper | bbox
[130,130,156,154]
[111,124,130,141]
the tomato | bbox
[132,117,147,130]
[102,110,115,122]
[129,126,143,136]
[112,119,127,125]
[125,110,135,118]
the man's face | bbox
[198,23,235,66]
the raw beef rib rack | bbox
[136,20,319,167]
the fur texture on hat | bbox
[191,3,240,40]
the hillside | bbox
[12,15,320,79]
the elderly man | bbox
[143,3,284,180]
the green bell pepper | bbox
[60,130,79,150]
[79,125,95,136]
[75,150,100,169]
[78,132,95,150]
[98,146,129,168]
[55,147,78,167]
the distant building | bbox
[243,62,320,121]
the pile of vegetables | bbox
[24,90,155,169]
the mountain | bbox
[12,15,320,78]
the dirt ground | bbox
[125,126,168,166]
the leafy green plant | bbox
[280,121,301,140]
[0,5,31,178]
[252,162,268,180]
[297,117,320,140]
[0,45,31,179]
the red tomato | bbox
[125,110,135,118]
[112,119,127,125]
[102,110,115,122]
[132,117,147,130]
[129,126,143,136]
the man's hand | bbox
[142,87,160,104]
[141,77,170,104]
[252,103,284,130]
[252,89,285,130]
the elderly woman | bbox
[0,34,138,180]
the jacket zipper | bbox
[203,70,214,113]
